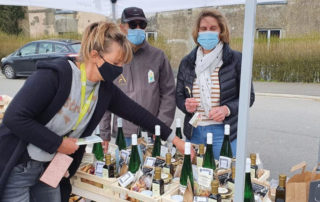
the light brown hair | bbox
[80,21,132,64]
[192,10,230,45]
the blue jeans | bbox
[1,160,61,202]
[190,124,237,160]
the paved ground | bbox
[1,74,320,180]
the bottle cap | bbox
[155,125,160,136]
[207,133,213,144]
[117,118,123,127]
[176,118,181,128]
[185,142,191,155]
[279,174,287,181]
[132,134,137,145]
[224,124,230,135]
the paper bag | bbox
[286,162,313,202]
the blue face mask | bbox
[197,31,220,50]
[127,29,146,45]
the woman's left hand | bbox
[209,106,229,122]
[172,136,196,160]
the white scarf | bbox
[195,42,223,116]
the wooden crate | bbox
[161,184,180,202]
[111,180,179,202]
[71,168,117,198]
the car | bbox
[1,39,80,79]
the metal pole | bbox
[112,2,116,22]
[234,0,257,201]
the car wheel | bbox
[3,65,16,79]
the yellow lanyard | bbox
[72,63,96,131]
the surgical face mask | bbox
[127,28,146,45]
[197,31,220,50]
[98,56,123,82]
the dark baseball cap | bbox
[121,7,147,23]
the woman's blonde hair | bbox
[80,21,132,64]
[192,10,230,45]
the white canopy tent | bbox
[0,0,266,200]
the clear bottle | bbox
[250,153,258,178]
[196,144,205,167]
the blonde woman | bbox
[0,21,189,202]
[176,10,255,159]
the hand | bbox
[57,138,79,155]
[185,98,199,113]
[102,140,109,154]
[172,137,196,160]
[208,106,229,122]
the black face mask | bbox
[98,56,123,82]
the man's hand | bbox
[185,98,199,113]
[102,140,109,154]
[57,138,79,155]
[172,136,196,160]
[208,106,229,122]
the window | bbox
[54,44,69,53]
[146,32,158,41]
[257,29,282,40]
[19,43,37,56]
[38,42,53,54]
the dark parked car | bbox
[1,39,80,79]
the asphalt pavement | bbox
[0,74,320,179]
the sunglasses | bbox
[128,21,147,29]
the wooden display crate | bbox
[111,181,179,202]
[71,167,117,198]
[161,184,180,202]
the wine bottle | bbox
[176,118,183,139]
[152,167,164,196]
[103,153,115,179]
[196,144,205,167]
[180,142,194,193]
[250,153,258,179]
[115,118,127,151]
[208,180,222,202]
[163,153,174,176]
[92,126,104,161]
[244,158,254,202]
[226,163,235,191]
[152,125,161,157]
[220,124,233,160]
[203,133,216,170]
[275,174,286,202]
[128,134,141,174]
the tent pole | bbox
[234,0,257,201]
[111,0,117,22]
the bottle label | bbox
[152,183,160,197]
[227,181,234,192]
[219,156,232,169]
[196,157,203,167]
[163,167,170,175]
[118,172,135,187]
[208,199,217,202]
[144,157,156,167]
[197,167,213,188]
[194,196,209,202]
[251,168,256,179]
[102,168,109,179]
[94,161,105,177]
[160,146,168,158]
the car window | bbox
[54,43,69,53]
[38,42,53,54]
[20,43,37,56]
[70,43,81,53]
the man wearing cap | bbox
[100,7,176,150]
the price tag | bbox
[219,156,232,169]
[94,161,105,177]
[189,112,202,128]
[160,146,168,158]
[197,167,213,188]
[118,172,135,187]
[144,157,156,167]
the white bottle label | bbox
[162,167,170,175]
[219,156,232,169]
[197,167,213,188]
[160,146,168,158]
[196,156,203,167]
[227,181,234,192]
[94,161,105,177]
[118,172,135,187]
[102,168,109,179]
[251,168,256,179]
[208,199,217,202]
[152,183,160,197]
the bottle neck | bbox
[166,156,171,165]
[154,171,161,180]
[211,185,218,195]
[231,167,235,180]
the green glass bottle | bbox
[203,133,216,170]
[275,174,286,202]
[128,134,141,174]
[208,180,222,202]
[220,124,233,159]
[244,158,254,202]
[176,118,183,139]
[115,118,127,151]
[152,125,161,157]
[180,142,194,193]
[92,126,104,161]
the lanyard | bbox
[72,63,96,131]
